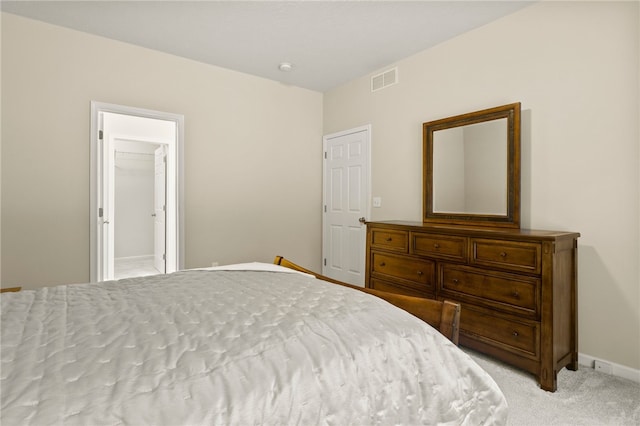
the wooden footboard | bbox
[274,256,460,344]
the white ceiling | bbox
[1,1,534,92]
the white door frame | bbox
[90,101,185,282]
[322,124,371,285]
[153,145,167,274]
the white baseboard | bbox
[115,255,154,262]
[578,352,640,383]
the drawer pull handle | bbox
[512,331,519,337]
[417,271,423,276]
[379,262,386,267]
[500,252,508,258]
[386,237,393,242]
[512,291,520,298]
[433,243,440,249]
[452,278,459,284]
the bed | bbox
[1,256,507,425]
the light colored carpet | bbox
[464,348,640,425]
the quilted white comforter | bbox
[1,266,507,425]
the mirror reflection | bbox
[423,102,520,228]
[432,118,507,215]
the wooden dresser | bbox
[365,220,579,391]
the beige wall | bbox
[0,16,2,285]
[1,12,323,289]
[325,1,640,371]
[2,2,638,373]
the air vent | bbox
[371,67,398,92]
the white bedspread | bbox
[1,267,507,425]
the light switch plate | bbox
[373,197,382,208]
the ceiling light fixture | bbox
[278,62,293,72]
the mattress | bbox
[1,265,507,425]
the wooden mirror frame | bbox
[423,102,521,228]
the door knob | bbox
[358,217,366,224]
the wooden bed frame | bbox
[274,256,460,344]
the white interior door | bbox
[322,125,370,286]
[154,146,167,273]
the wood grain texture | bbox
[274,255,460,345]
[365,221,580,392]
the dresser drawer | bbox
[460,305,539,359]
[370,229,408,252]
[411,232,467,262]
[371,252,434,288]
[439,264,540,317]
[471,238,542,274]
[369,277,434,299]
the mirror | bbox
[423,102,521,228]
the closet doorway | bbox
[90,102,184,282]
